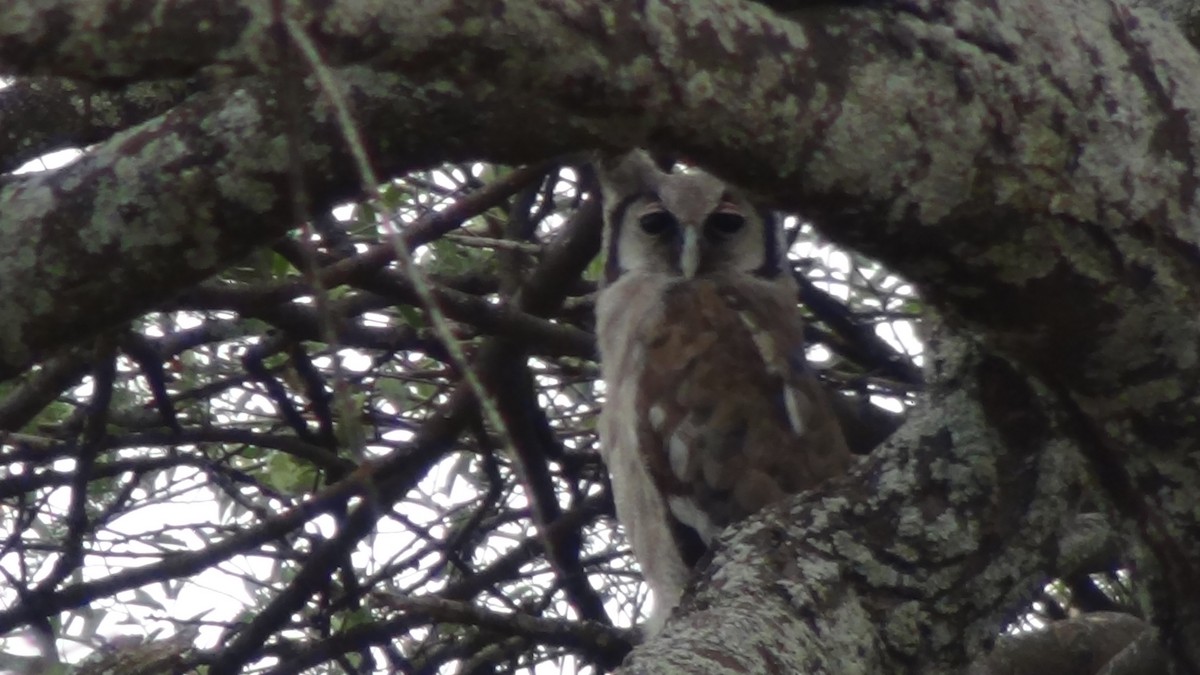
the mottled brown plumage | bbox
[595,151,853,632]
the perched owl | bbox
[594,151,853,632]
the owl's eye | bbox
[639,211,677,236]
[705,212,745,236]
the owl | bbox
[594,151,853,632]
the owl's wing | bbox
[633,278,852,560]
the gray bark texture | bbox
[1,0,1198,672]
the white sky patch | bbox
[13,147,83,175]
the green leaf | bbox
[264,454,317,495]
[271,251,293,277]
[398,305,424,327]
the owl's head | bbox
[597,151,785,284]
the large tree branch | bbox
[0,66,586,377]
[0,78,193,173]
[2,0,1199,670]
[971,613,1158,675]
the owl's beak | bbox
[680,226,701,279]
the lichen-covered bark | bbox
[0,82,300,376]
[0,79,191,173]
[972,612,1158,675]
[1,0,1199,672]
[0,65,594,376]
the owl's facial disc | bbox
[614,176,765,280]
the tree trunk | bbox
[1,0,1198,671]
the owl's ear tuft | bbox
[594,150,663,202]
